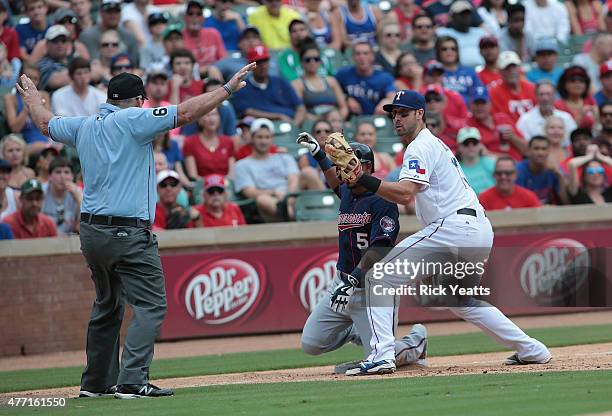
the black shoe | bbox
[114,383,175,399]
[79,385,117,398]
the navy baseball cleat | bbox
[114,384,175,399]
[79,385,117,398]
[504,353,551,365]
[345,359,396,376]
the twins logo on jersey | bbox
[380,216,396,233]
[338,212,372,231]
[408,160,426,174]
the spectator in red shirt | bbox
[196,174,246,227]
[153,170,202,230]
[489,51,536,124]
[477,35,502,88]
[467,86,527,161]
[421,83,467,151]
[167,49,204,105]
[183,107,235,180]
[0,2,20,61]
[555,65,598,130]
[2,178,58,238]
[182,0,225,80]
[479,157,541,211]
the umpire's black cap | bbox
[350,143,375,173]
[107,72,148,100]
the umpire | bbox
[16,63,255,399]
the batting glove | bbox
[330,270,360,313]
[296,132,321,155]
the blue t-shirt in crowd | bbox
[515,160,560,205]
[0,223,14,240]
[15,22,47,54]
[594,90,611,107]
[204,16,243,52]
[443,66,484,104]
[162,139,184,170]
[526,67,564,86]
[179,101,238,137]
[231,75,303,118]
[335,66,396,115]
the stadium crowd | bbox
[0,0,611,239]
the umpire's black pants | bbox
[79,221,167,390]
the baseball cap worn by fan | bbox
[101,0,122,11]
[156,169,180,185]
[497,51,522,70]
[21,179,44,195]
[471,86,489,103]
[382,90,426,112]
[108,72,147,100]
[53,9,77,24]
[204,174,226,191]
[162,23,183,40]
[457,127,481,144]
[250,118,274,134]
[148,11,168,26]
[424,60,445,75]
[450,0,472,14]
[239,26,260,41]
[534,37,559,54]
[45,25,70,41]
[247,46,270,63]
[479,35,498,49]
[600,59,612,77]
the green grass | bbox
[2,371,612,416]
[2,323,611,394]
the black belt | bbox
[456,208,477,217]
[81,213,151,228]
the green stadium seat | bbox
[322,48,350,71]
[568,34,591,55]
[293,190,340,222]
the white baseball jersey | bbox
[398,128,482,225]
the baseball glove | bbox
[324,132,362,183]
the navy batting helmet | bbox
[350,142,375,173]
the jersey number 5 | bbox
[356,233,369,249]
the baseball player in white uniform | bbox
[329,91,551,375]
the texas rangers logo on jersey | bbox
[338,212,372,231]
[408,159,426,174]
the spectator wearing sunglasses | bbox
[478,156,541,211]
[435,35,484,105]
[455,127,496,195]
[153,169,202,230]
[90,29,122,85]
[196,174,246,227]
[42,156,81,235]
[555,65,598,130]
[29,9,90,65]
[436,1,487,68]
[375,21,404,75]
[278,20,333,82]
[109,52,135,77]
[298,118,331,175]
[567,148,612,205]
[38,25,73,92]
[291,43,348,121]
[405,13,436,66]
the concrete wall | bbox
[1,205,611,357]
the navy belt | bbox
[456,208,477,217]
[81,213,151,228]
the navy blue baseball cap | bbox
[383,90,427,113]
[470,86,489,103]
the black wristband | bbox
[357,174,382,193]
[313,149,333,170]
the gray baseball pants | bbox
[79,221,167,390]
[301,276,426,366]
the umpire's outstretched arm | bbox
[17,63,256,135]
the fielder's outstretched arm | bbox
[356,174,421,206]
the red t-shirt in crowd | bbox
[235,143,279,161]
[196,203,246,227]
[478,185,541,211]
[0,26,20,60]
[477,67,502,89]
[182,28,227,68]
[392,5,422,40]
[166,79,205,103]
[183,134,234,177]
[2,210,58,239]
[554,97,597,130]
[489,79,536,124]
[467,113,525,161]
